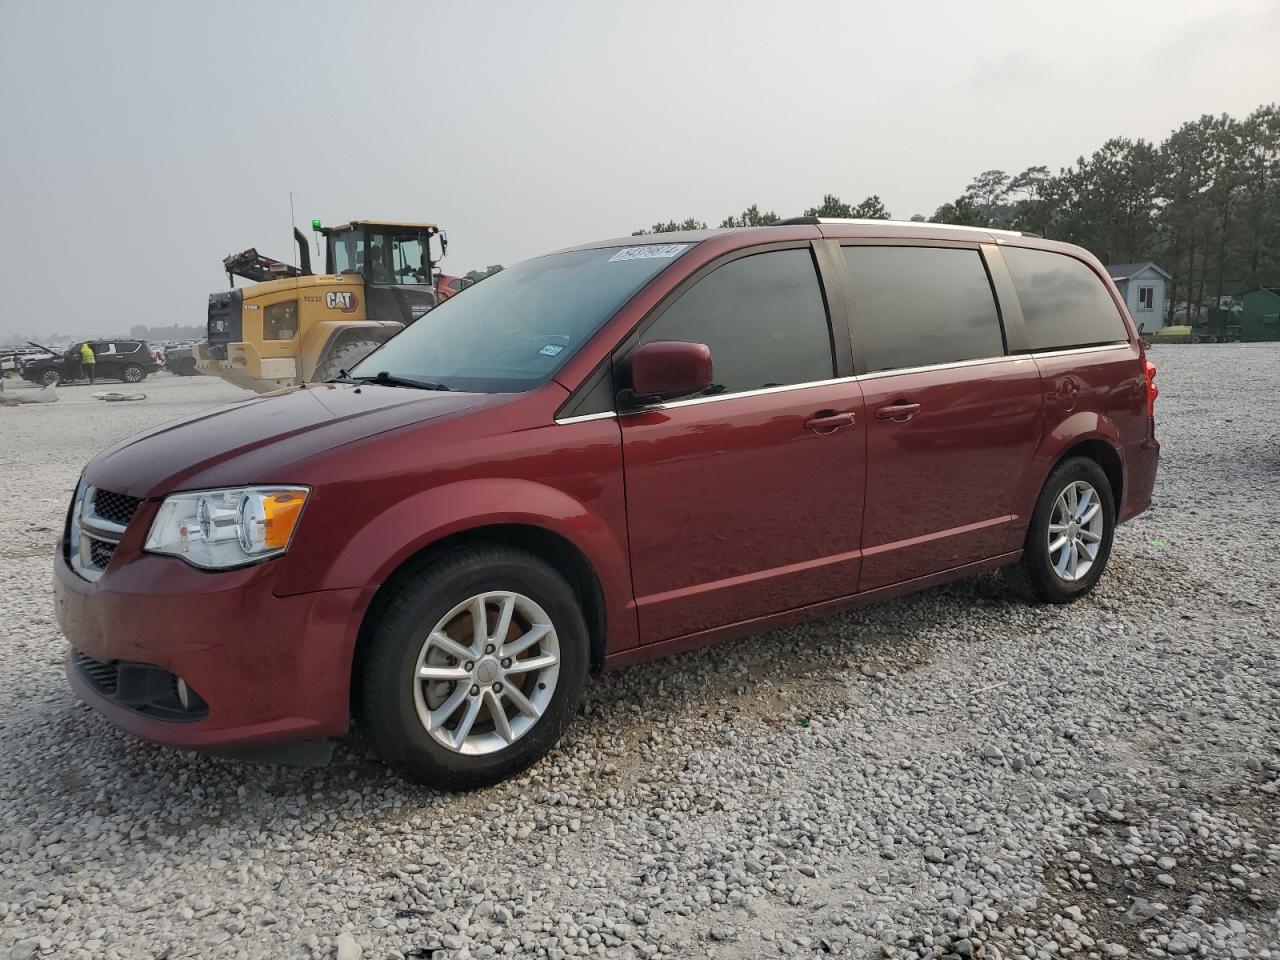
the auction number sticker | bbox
[608,244,689,262]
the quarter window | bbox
[843,246,1005,372]
[639,249,834,395]
[1003,247,1129,350]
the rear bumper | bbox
[55,547,373,750]
[1120,435,1160,524]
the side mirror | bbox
[622,340,713,406]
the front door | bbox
[619,246,867,644]
[840,243,1043,591]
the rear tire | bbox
[1005,456,1115,604]
[313,339,379,383]
[122,364,145,384]
[356,545,589,790]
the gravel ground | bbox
[1,349,1278,960]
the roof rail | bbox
[772,216,1027,238]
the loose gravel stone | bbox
[1,347,1279,959]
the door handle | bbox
[875,402,921,421]
[804,410,857,432]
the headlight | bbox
[144,486,309,569]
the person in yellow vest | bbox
[79,341,96,384]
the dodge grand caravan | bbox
[56,219,1159,789]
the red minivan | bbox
[55,220,1159,788]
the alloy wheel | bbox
[412,591,560,755]
[1048,480,1105,582]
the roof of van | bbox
[558,219,1040,255]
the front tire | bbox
[313,338,379,383]
[1006,456,1115,604]
[356,545,589,790]
[40,369,61,386]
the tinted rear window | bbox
[843,246,1005,372]
[1002,247,1128,351]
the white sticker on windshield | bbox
[608,244,689,263]
[538,343,565,357]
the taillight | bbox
[1143,359,1158,416]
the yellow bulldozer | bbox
[196,220,447,392]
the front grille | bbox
[87,537,116,569]
[92,489,140,527]
[74,651,120,696]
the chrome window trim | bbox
[621,374,862,414]
[570,342,1130,421]
[856,353,1025,383]
[1026,342,1131,360]
[554,411,618,426]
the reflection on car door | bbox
[842,244,1042,591]
[619,247,867,644]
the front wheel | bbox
[312,338,379,383]
[1005,456,1116,604]
[356,545,589,789]
[39,369,61,386]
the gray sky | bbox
[2,0,1277,339]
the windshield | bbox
[349,243,693,393]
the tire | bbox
[1005,456,1116,604]
[39,369,60,386]
[312,338,379,382]
[178,358,198,376]
[121,364,145,384]
[356,545,589,790]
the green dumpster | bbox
[1241,288,1280,342]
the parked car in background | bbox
[55,220,1158,790]
[163,344,200,376]
[22,339,160,385]
[2,347,49,374]
[435,274,475,302]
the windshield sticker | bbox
[538,343,566,357]
[608,244,689,263]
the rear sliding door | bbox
[842,243,1043,591]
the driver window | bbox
[389,235,427,285]
[640,249,835,395]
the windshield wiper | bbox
[351,370,451,391]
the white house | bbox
[1107,262,1171,333]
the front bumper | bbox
[195,340,300,393]
[55,546,373,750]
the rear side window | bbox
[843,246,1005,372]
[640,249,834,394]
[1002,247,1128,351]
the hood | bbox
[85,383,489,498]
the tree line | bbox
[635,103,1279,323]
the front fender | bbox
[1007,411,1123,551]
[283,477,638,652]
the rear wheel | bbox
[312,339,379,383]
[357,545,589,789]
[121,364,145,383]
[1005,456,1115,604]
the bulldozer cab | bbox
[321,220,444,326]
